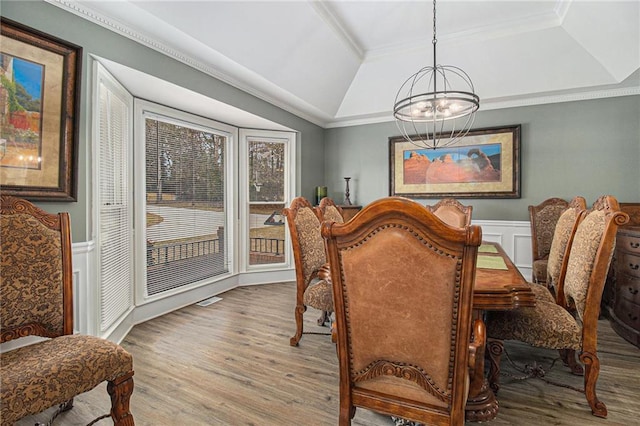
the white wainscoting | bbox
[2,219,532,350]
[474,219,533,281]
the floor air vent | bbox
[196,297,222,307]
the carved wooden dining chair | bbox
[426,198,472,228]
[544,196,588,297]
[316,197,345,224]
[0,195,135,426]
[283,196,333,346]
[529,197,571,285]
[486,195,629,418]
[322,196,484,425]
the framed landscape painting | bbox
[389,125,521,199]
[0,18,81,201]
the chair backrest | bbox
[426,198,472,228]
[1,195,73,342]
[322,196,482,425]
[529,197,571,262]
[316,197,344,224]
[546,196,588,291]
[283,197,325,290]
[560,196,628,332]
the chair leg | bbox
[290,304,306,346]
[487,338,504,394]
[107,371,135,426]
[317,310,330,326]
[338,402,355,426]
[559,349,584,375]
[580,350,607,418]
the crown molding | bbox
[326,86,640,129]
[42,0,640,131]
[44,0,330,128]
[365,9,562,61]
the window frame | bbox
[239,129,296,273]
[133,99,238,305]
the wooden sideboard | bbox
[339,205,362,222]
[606,203,640,348]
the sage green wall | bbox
[324,95,640,220]
[2,1,325,242]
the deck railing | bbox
[147,237,285,266]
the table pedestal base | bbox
[465,379,499,422]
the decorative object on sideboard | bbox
[392,0,479,150]
[343,177,352,206]
[0,18,81,201]
[314,186,327,206]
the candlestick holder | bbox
[344,177,352,205]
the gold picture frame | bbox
[389,125,521,199]
[1,18,81,201]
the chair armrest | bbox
[317,263,331,282]
[468,319,486,373]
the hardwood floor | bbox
[17,282,640,425]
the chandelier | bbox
[393,0,480,150]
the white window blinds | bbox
[144,114,229,296]
[97,76,134,333]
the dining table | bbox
[465,241,536,422]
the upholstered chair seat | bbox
[303,279,333,312]
[528,282,556,303]
[1,335,133,425]
[486,301,582,350]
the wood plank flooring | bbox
[17,282,640,425]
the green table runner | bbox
[479,244,499,253]
[477,255,508,270]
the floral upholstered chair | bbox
[544,196,588,296]
[486,195,629,418]
[529,197,572,285]
[316,197,345,224]
[283,197,333,346]
[426,198,472,228]
[322,197,484,425]
[0,195,135,425]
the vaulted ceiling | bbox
[53,0,640,128]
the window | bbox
[94,63,134,334]
[135,102,235,300]
[93,60,295,333]
[240,130,295,270]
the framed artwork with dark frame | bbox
[1,18,81,201]
[389,125,521,199]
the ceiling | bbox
[52,0,639,128]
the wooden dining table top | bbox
[473,241,535,311]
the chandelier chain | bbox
[432,0,437,45]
